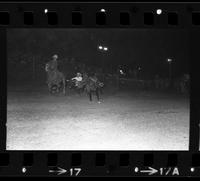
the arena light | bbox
[156,9,162,15]
[167,58,172,62]
[44,9,48,14]
[100,9,106,12]
[98,45,103,50]
[120,69,124,74]
[103,47,108,51]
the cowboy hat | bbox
[52,54,58,59]
[77,72,82,76]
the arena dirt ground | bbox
[6,84,189,150]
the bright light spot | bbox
[100,9,106,12]
[190,167,195,172]
[138,67,141,70]
[22,167,27,173]
[167,58,172,62]
[44,9,48,14]
[156,9,162,15]
[120,69,125,75]
[98,46,103,50]
[104,47,108,51]
[134,167,139,172]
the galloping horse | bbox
[45,61,66,95]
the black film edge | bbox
[0,2,200,177]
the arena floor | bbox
[6,84,189,150]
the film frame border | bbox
[0,2,199,177]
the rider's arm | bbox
[72,77,77,81]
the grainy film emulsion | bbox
[0,2,200,177]
[6,28,190,151]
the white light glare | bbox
[167,58,172,62]
[44,9,48,14]
[190,167,195,172]
[120,70,124,74]
[98,46,103,50]
[156,9,162,15]
[104,47,108,51]
[22,167,27,173]
[100,9,106,12]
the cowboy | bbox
[45,54,59,83]
[45,54,58,73]
[49,54,58,71]
[71,72,83,87]
[45,54,66,94]
[86,72,103,103]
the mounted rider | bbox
[71,72,83,88]
[45,54,66,95]
[45,54,59,84]
[46,54,58,71]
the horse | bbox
[66,78,84,95]
[45,63,66,95]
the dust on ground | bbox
[6,85,189,150]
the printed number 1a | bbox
[159,168,179,176]
[160,168,171,175]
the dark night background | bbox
[7,29,189,83]
[6,28,191,151]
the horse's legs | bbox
[78,88,82,96]
[99,87,103,95]
[63,78,66,95]
[96,88,100,101]
[76,87,81,96]
[89,91,92,101]
[56,84,59,93]
[48,83,52,93]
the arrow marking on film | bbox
[140,167,158,175]
[49,167,67,175]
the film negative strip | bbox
[0,1,200,177]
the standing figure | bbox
[84,72,104,103]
